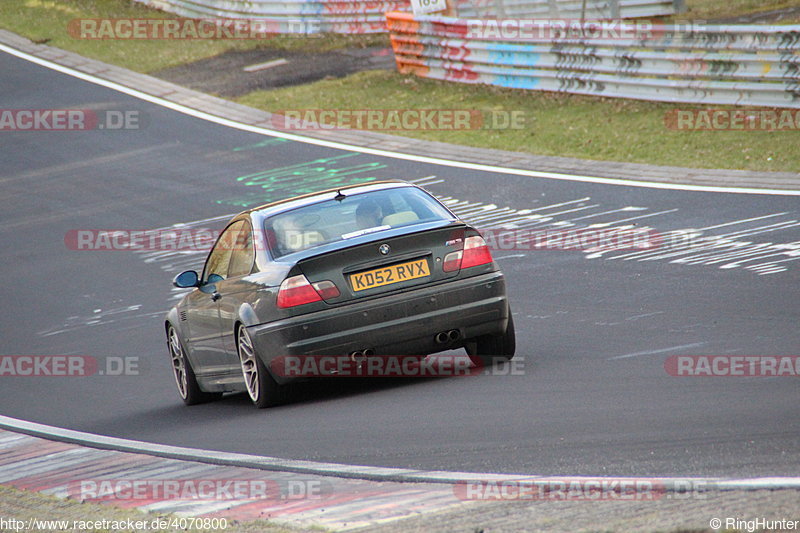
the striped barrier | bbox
[0,429,462,529]
[386,12,800,107]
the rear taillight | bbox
[462,235,493,268]
[443,235,493,272]
[277,275,340,308]
[277,275,320,308]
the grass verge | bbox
[678,0,800,21]
[238,70,800,173]
[0,0,387,73]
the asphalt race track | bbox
[1,50,799,479]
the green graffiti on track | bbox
[217,153,387,208]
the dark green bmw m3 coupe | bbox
[166,181,514,408]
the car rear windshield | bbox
[264,187,454,259]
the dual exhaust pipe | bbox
[435,329,461,345]
[348,330,460,361]
[349,348,374,363]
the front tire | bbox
[467,313,516,368]
[167,324,222,405]
[237,325,287,408]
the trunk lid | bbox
[296,222,468,304]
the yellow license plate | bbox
[350,259,430,292]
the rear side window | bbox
[203,220,245,282]
[264,187,453,259]
[228,220,255,278]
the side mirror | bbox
[173,270,199,288]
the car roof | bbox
[242,180,416,220]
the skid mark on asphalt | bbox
[35,305,168,337]
[0,144,180,186]
[608,342,708,361]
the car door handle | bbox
[211,292,221,302]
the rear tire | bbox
[167,324,222,406]
[237,325,287,408]
[467,312,516,368]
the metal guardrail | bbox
[134,0,410,33]
[133,0,679,34]
[386,12,800,108]
[456,0,680,19]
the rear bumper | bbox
[248,271,508,382]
